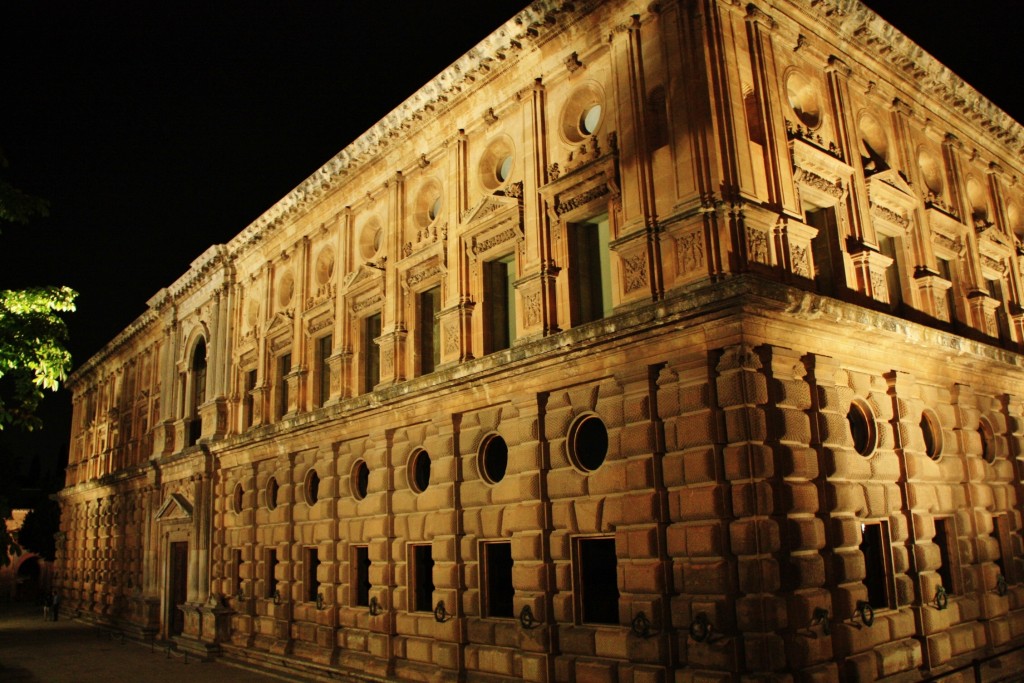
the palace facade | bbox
[56,0,1024,680]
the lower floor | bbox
[55,282,1024,681]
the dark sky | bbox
[0,1,1021,489]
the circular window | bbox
[410,449,431,493]
[920,410,943,460]
[266,477,279,511]
[479,433,508,484]
[979,418,996,463]
[847,400,877,457]
[278,270,295,308]
[352,460,370,500]
[414,180,443,228]
[232,483,244,514]
[967,178,989,226]
[358,218,384,260]
[428,196,442,222]
[496,155,513,183]
[918,150,944,197]
[580,104,602,136]
[786,71,821,130]
[568,414,609,472]
[315,248,335,286]
[305,469,320,505]
[858,114,888,172]
[560,82,605,143]
[478,136,515,191]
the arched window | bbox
[188,338,207,446]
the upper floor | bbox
[64,0,1024,486]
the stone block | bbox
[788,517,825,551]
[575,657,618,683]
[674,485,726,522]
[926,632,952,667]
[680,560,731,595]
[561,627,597,656]
[876,638,921,677]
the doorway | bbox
[169,541,188,636]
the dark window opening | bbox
[577,537,618,624]
[244,369,257,429]
[363,313,381,393]
[188,339,207,446]
[317,334,333,408]
[743,88,766,147]
[935,517,960,594]
[483,255,515,354]
[266,548,279,599]
[411,450,431,493]
[418,286,441,375]
[568,214,612,326]
[277,352,291,419]
[806,207,839,295]
[353,460,370,500]
[860,521,891,609]
[305,547,320,602]
[937,257,957,324]
[485,542,514,618]
[412,544,435,612]
[354,546,371,607]
[987,278,1011,341]
[481,434,508,484]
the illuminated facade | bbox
[57,0,1024,680]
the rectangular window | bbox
[484,541,514,618]
[568,213,612,326]
[418,286,441,375]
[987,277,1010,341]
[878,234,903,307]
[483,255,516,354]
[935,517,962,594]
[243,369,257,429]
[305,547,321,602]
[807,207,839,295]
[316,334,333,408]
[232,548,243,597]
[859,521,893,609]
[363,313,381,393]
[277,353,291,419]
[266,548,279,599]
[411,544,434,613]
[354,546,371,607]
[937,257,956,323]
[993,514,1014,583]
[575,537,619,625]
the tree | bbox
[0,152,77,566]
[17,498,60,561]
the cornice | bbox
[805,0,1023,157]
[223,0,592,261]
[67,308,160,389]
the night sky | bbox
[0,1,1021,491]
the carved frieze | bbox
[538,145,619,225]
[523,291,542,329]
[791,245,810,278]
[747,227,770,264]
[621,251,648,293]
[793,168,845,199]
[677,231,705,274]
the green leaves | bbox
[0,286,77,430]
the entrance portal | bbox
[169,541,188,636]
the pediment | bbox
[461,193,521,228]
[262,311,293,336]
[538,153,619,224]
[342,263,385,291]
[867,168,915,198]
[155,493,193,522]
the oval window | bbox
[580,104,602,135]
[568,414,609,472]
[480,434,508,484]
[266,477,279,511]
[847,400,876,457]
[920,410,943,460]
[232,483,244,514]
[352,460,370,500]
[496,155,513,183]
[410,450,431,493]
[305,469,320,506]
[979,418,996,463]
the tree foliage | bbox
[0,286,77,431]
[0,152,76,567]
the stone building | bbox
[56,0,1024,680]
